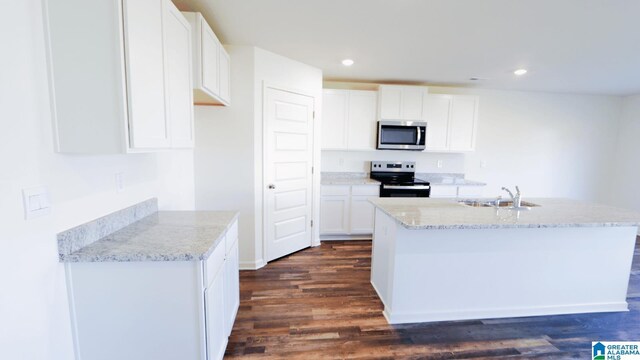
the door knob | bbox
[268,184,276,189]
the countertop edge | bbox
[61,211,240,263]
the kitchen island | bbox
[369,198,640,324]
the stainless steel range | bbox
[370,161,431,197]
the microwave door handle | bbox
[416,126,421,145]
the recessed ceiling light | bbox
[514,69,528,76]
[341,59,354,66]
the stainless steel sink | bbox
[458,199,540,210]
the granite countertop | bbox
[369,198,640,230]
[417,175,486,186]
[321,172,380,185]
[61,211,239,262]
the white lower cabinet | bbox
[320,184,379,236]
[223,225,240,336]
[205,265,227,360]
[65,219,240,360]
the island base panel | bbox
[371,209,636,324]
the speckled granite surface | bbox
[60,211,239,262]
[57,198,158,260]
[370,198,640,230]
[416,173,486,186]
[321,172,380,185]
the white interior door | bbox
[264,87,315,262]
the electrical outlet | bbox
[480,160,487,168]
[115,172,125,193]
[339,158,344,168]
[437,160,443,169]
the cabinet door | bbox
[122,0,170,149]
[218,47,231,104]
[205,268,227,360]
[378,85,402,120]
[200,18,220,97]
[401,87,426,120]
[320,196,349,234]
[321,90,348,149]
[163,1,194,148]
[347,91,377,150]
[350,196,377,234]
[449,95,478,152]
[224,239,239,337]
[424,94,451,151]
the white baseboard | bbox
[320,235,372,241]
[239,258,265,270]
[384,302,629,324]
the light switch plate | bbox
[22,186,51,220]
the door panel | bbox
[424,94,451,151]
[319,196,349,234]
[449,95,478,151]
[350,196,376,234]
[265,88,315,262]
[205,269,226,360]
[321,90,348,149]
[347,91,377,150]
[401,87,425,120]
[163,1,194,148]
[201,20,220,96]
[122,0,169,149]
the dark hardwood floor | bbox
[225,238,640,359]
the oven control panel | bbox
[371,161,415,172]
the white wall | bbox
[194,46,322,269]
[609,95,640,211]
[321,150,466,174]
[0,1,194,358]
[195,46,258,267]
[321,82,622,202]
[453,87,621,201]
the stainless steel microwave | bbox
[377,121,427,151]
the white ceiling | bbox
[174,0,640,95]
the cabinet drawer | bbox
[204,236,226,288]
[225,219,238,255]
[352,185,379,196]
[321,185,350,196]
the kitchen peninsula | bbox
[369,198,640,324]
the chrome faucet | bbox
[501,186,522,208]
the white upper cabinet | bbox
[448,95,479,152]
[347,91,378,150]
[321,90,348,149]
[321,89,377,151]
[123,0,170,149]
[423,94,479,152]
[423,94,452,151]
[378,85,428,121]
[182,12,231,106]
[163,0,194,148]
[45,0,194,153]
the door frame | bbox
[261,82,321,264]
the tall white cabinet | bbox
[321,89,377,150]
[44,0,194,153]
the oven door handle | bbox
[416,126,421,145]
[383,185,430,190]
